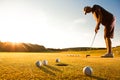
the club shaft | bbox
[91,33,96,47]
[86,33,97,58]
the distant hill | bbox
[113,46,120,55]
[0,41,46,52]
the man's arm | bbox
[92,9,102,33]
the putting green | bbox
[0,51,120,80]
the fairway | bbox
[0,51,120,80]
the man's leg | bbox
[101,27,114,58]
[105,37,112,54]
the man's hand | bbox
[95,26,100,33]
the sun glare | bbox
[0,2,48,44]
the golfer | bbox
[84,4,115,58]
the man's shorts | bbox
[104,16,116,39]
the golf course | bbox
[0,0,120,80]
[0,47,120,80]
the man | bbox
[84,4,115,58]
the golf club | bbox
[86,33,97,58]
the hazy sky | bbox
[0,0,119,48]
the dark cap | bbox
[84,6,92,15]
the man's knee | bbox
[104,35,107,40]
[104,37,111,41]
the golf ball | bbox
[83,66,93,76]
[43,60,48,65]
[56,58,60,63]
[36,61,42,67]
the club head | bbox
[86,55,90,58]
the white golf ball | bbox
[43,60,48,65]
[36,61,42,67]
[56,58,60,63]
[83,66,93,76]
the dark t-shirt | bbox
[92,5,114,26]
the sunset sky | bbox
[0,0,119,48]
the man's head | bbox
[84,6,92,15]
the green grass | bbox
[0,49,120,80]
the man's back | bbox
[92,5,114,26]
